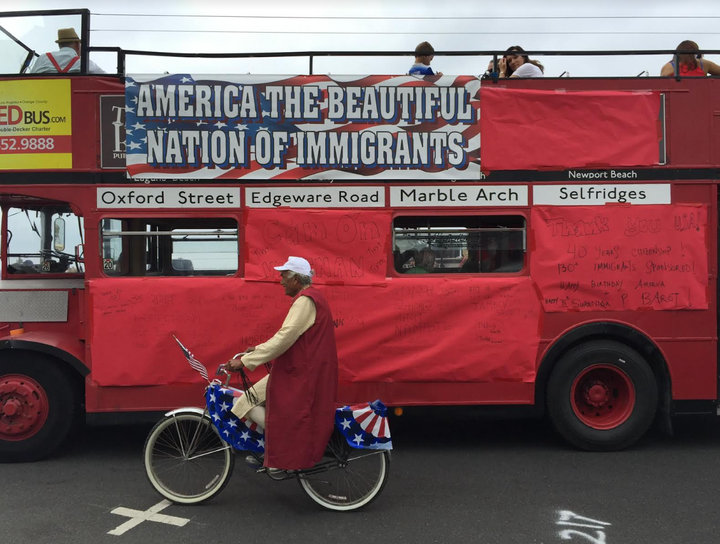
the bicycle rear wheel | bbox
[143,412,235,504]
[298,431,390,511]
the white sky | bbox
[12,0,720,77]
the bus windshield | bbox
[0,12,83,74]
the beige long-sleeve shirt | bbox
[231,294,316,419]
[240,295,316,370]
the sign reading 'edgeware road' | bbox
[245,186,384,208]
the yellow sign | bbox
[0,79,72,170]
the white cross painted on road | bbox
[108,500,189,536]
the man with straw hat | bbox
[30,28,105,74]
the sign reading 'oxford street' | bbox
[124,74,480,180]
[97,187,241,208]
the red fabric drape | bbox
[244,209,392,286]
[480,88,661,171]
[264,287,338,470]
[89,276,542,388]
[530,205,708,312]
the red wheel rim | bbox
[570,364,636,430]
[0,375,50,441]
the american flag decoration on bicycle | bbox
[206,383,266,454]
[173,335,209,382]
[335,399,393,451]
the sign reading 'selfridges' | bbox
[533,184,671,205]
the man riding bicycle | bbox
[227,256,338,471]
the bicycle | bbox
[142,338,392,511]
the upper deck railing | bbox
[2,8,719,80]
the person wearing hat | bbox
[409,41,443,76]
[227,256,338,473]
[30,28,105,74]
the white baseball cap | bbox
[274,256,313,276]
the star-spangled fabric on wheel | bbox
[205,383,266,454]
[335,399,393,451]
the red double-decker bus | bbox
[1,9,717,461]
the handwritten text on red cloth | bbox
[244,209,392,285]
[89,277,541,389]
[531,205,708,312]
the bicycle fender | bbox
[164,407,208,418]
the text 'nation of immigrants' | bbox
[124,75,481,178]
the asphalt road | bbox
[3,411,720,544]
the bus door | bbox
[2,199,85,330]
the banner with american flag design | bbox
[125,74,481,180]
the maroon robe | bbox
[264,287,339,470]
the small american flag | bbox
[173,336,209,382]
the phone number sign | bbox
[0,79,73,170]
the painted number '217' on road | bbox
[556,510,611,543]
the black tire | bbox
[143,412,235,504]
[0,354,80,462]
[546,340,658,452]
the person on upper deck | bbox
[29,28,105,75]
[409,42,443,77]
[490,46,545,78]
[660,40,720,77]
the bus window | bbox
[100,218,238,277]
[393,215,526,274]
[6,206,84,275]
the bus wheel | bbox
[547,340,658,452]
[0,355,79,462]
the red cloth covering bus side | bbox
[243,209,392,286]
[480,88,661,171]
[88,277,542,388]
[530,204,708,312]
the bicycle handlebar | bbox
[215,351,250,386]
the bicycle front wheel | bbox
[299,444,390,511]
[143,412,235,504]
